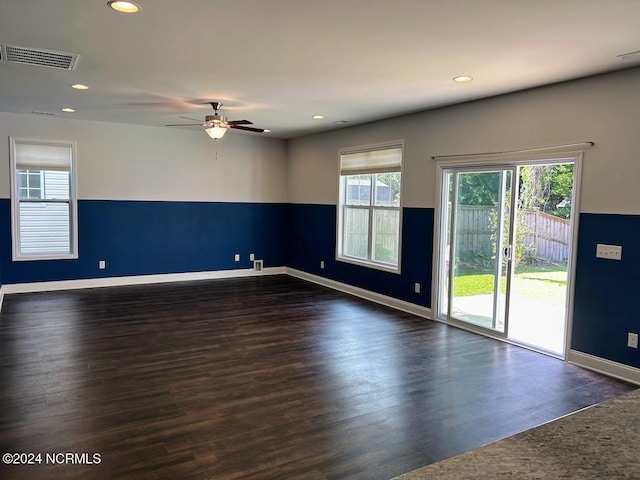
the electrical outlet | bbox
[414,282,421,294]
[596,244,622,260]
[99,260,106,269]
[320,260,325,269]
[628,332,639,349]
[250,253,255,261]
[234,253,240,262]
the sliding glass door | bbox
[440,168,516,335]
[437,158,578,357]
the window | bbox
[337,142,403,271]
[10,138,78,260]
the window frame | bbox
[18,169,44,199]
[9,137,79,261]
[336,141,404,273]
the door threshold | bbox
[437,315,566,360]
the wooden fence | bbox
[519,209,570,263]
[454,206,495,259]
[454,206,569,264]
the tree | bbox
[454,172,500,206]
[519,164,573,219]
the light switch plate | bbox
[596,244,622,260]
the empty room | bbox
[0,1,639,479]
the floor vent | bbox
[253,260,263,272]
[0,44,79,70]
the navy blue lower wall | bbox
[0,199,287,284]
[287,204,433,308]
[572,213,640,369]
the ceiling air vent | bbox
[0,44,79,70]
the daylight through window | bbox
[337,143,403,271]
[10,138,77,260]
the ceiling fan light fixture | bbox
[205,126,227,140]
[108,1,140,13]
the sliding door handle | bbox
[503,245,513,260]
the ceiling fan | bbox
[166,102,266,140]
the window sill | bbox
[13,253,78,262]
[336,255,401,274]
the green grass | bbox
[452,266,567,305]
[453,273,504,297]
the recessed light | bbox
[453,76,473,83]
[263,129,272,133]
[108,1,140,13]
[312,115,325,120]
[70,84,89,90]
[61,107,76,113]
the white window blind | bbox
[340,146,402,175]
[15,142,72,170]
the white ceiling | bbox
[0,0,639,139]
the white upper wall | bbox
[0,113,288,203]
[2,67,639,213]
[287,67,640,215]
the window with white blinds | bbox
[10,137,78,260]
[337,142,403,271]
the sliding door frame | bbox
[445,166,517,337]
[432,151,584,359]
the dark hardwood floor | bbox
[0,275,634,480]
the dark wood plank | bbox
[0,275,634,479]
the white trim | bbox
[286,267,432,319]
[0,285,4,312]
[335,254,401,274]
[568,350,640,386]
[1,267,286,294]
[563,153,583,357]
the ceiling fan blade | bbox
[230,125,265,133]
[179,115,204,122]
[165,123,202,127]
[228,120,253,125]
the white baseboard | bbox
[286,267,432,319]
[568,349,640,386]
[1,267,286,295]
